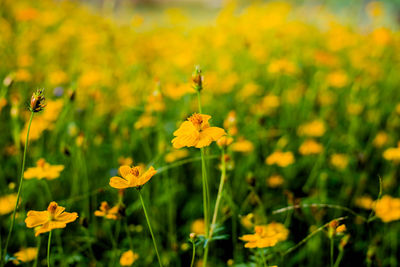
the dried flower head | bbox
[29,89,46,112]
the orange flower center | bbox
[188,113,203,130]
[129,167,140,177]
[100,201,110,212]
[37,158,46,168]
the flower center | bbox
[188,113,203,130]
[37,158,46,168]
[129,167,140,177]
[47,202,58,220]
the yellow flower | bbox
[240,213,254,230]
[217,136,234,148]
[326,70,348,88]
[330,154,349,170]
[13,247,38,265]
[383,144,400,161]
[265,151,294,167]
[120,250,139,266]
[109,165,157,189]
[374,195,400,223]
[373,131,388,148]
[0,193,18,215]
[171,113,226,149]
[266,175,284,188]
[223,111,238,136]
[355,196,374,210]
[190,218,205,235]
[25,202,78,236]
[298,120,326,137]
[164,149,189,163]
[94,201,119,220]
[240,222,289,248]
[24,158,64,180]
[299,139,323,155]
[231,138,254,153]
[118,157,134,166]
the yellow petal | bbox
[119,166,132,179]
[173,121,197,136]
[109,176,130,189]
[138,166,157,186]
[201,127,226,141]
[25,211,49,228]
[55,211,78,223]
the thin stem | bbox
[190,241,196,267]
[1,111,34,266]
[201,147,210,267]
[196,91,202,114]
[209,149,226,238]
[259,248,268,267]
[138,191,163,267]
[330,237,334,267]
[282,216,347,257]
[47,231,52,267]
[333,249,344,267]
[33,236,41,267]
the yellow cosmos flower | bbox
[120,250,139,266]
[330,153,349,170]
[190,218,205,235]
[240,222,289,248]
[265,151,294,167]
[25,202,78,236]
[109,165,157,189]
[355,196,374,210]
[266,175,284,188]
[0,193,18,215]
[231,138,254,153]
[94,201,120,220]
[164,149,189,163]
[298,120,326,137]
[24,158,64,180]
[383,143,400,161]
[13,247,38,265]
[299,139,323,155]
[171,113,226,149]
[373,131,388,148]
[374,195,400,223]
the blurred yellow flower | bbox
[355,196,374,210]
[190,218,205,235]
[94,201,119,220]
[120,250,139,266]
[330,153,349,170]
[164,149,189,163]
[0,193,18,215]
[373,132,388,148]
[299,139,323,155]
[118,157,134,166]
[24,158,64,180]
[223,111,238,136]
[240,213,254,230]
[231,138,254,153]
[172,113,226,149]
[383,145,400,161]
[374,195,400,223]
[240,222,289,248]
[266,151,294,167]
[25,201,78,236]
[13,247,38,265]
[109,165,157,189]
[298,120,326,137]
[266,175,284,188]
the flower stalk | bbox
[47,231,52,267]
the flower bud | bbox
[192,66,203,91]
[29,89,46,112]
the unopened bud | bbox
[192,66,203,91]
[29,89,46,112]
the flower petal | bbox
[138,166,157,186]
[109,176,130,189]
[173,121,197,136]
[25,211,49,228]
[55,211,78,223]
[201,127,226,141]
[119,166,132,179]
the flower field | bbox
[1,0,400,266]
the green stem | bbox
[138,191,163,267]
[190,241,196,267]
[1,111,34,266]
[201,147,210,267]
[333,248,344,267]
[259,248,268,267]
[209,149,226,238]
[330,237,334,267]
[47,231,52,267]
[196,91,202,114]
[33,236,41,267]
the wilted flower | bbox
[172,113,226,149]
[25,201,78,236]
[29,89,46,112]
